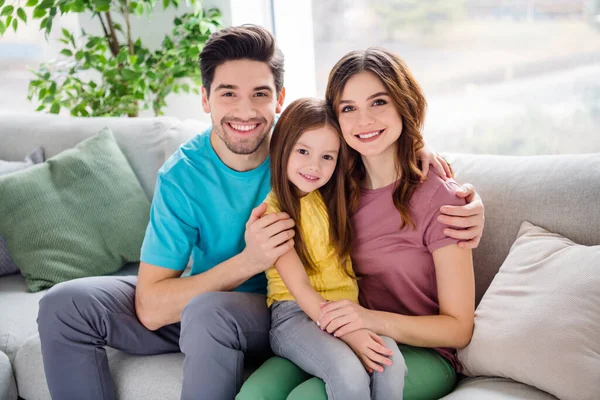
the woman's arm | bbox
[319,244,475,349]
[275,249,326,322]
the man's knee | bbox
[38,280,92,333]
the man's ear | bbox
[201,86,210,113]
[276,87,286,113]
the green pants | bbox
[237,345,456,400]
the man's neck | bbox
[210,133,270,172]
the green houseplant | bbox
[0,0,221,116]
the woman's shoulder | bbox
[414,170,466,211]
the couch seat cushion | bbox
[441,377,557,400]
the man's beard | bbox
[213,117,270,155]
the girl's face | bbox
[337,71,403,159]
[287,125,340,196]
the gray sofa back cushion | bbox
[0,112,208,199]
[445,153,600,306]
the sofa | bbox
[1,110,598,399]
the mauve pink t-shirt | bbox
[351,171,466,371]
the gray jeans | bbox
[37,276,271,400]
[270,301,407,400]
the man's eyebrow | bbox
[254,86,273,92]
[339,91,389,105]
[214,84,238,91]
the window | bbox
[306,0,600,155]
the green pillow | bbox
[0,128,150,292]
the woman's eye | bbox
[341,106,354,113]
[373,99,387,106]
[297,149,308,155]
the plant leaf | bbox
[17,7,27,22]
[1,5,14,16]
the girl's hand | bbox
[416,141,452,181]
[339,329,393,373]
[318,300,376,337]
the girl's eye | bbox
[341,106,354,113]
[297,149,308,155]
[323,155,334,161]
[372,99,387,106]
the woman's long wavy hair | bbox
[326,47,426,230]
[270,98,352,271]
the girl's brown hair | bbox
[270,98,352,270]
[326,47,426,230]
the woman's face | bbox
[336,71,403,159]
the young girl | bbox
[239,97,407,400]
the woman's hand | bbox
[318,300,377,337]
[416,141,452,180]
[339,329,393,373]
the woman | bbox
[238,47,480,400]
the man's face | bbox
[202,59,285,155]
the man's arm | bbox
[135,203,295,331]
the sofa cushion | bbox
[445,153,600,306]
[0,264,140,365]
[441,377,557,400]
[15,334,259,400]
[0,129,150,292]
[0,147,45,277]
[0,111,208,199]
[458,221,600,400]
[0,350,18,400]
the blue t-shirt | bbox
[140,127,270,294]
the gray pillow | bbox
[0,147,45,276]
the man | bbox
[37,25,485,400]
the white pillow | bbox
[458,221,600,400]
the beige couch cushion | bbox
[445,153,600,306]
[458,221,600,400]
[441,377,557,400]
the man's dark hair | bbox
[199,24,285,96]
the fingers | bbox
[331,321,361,338]
[320,307,352,331]
[367,332,393,356]
[267,238,295,259]
[456,183,475,197]
[364,348,392,368]
[320,299,350,314]
[251,212,293,230]
[266,229,296,249]
[420,162,430,181]
[438,155,453,178]
[439,202,481,218]
[325,315,354,334]
[432,158,448,180]
[458,234,482,249]
[444,226,479,240]
[246,203,267,227]
[360,355,383,374]
[263,219,296,239]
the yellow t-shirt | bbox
[264,190,358,307]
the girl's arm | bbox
[319,244,475,349]
[275,249,326,322]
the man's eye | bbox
[373,99,387,106]
[297,149,308,155]
[223,92,234,97]
[255,92,268,97]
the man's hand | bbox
[242,203,296,274]
[318,300,377,338]
[416,142,453,181]
[340,329,393,374]
[439,183,485,249]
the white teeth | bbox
[300,173,318,181]
[358,131,381,139]
[230,124,258,132]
